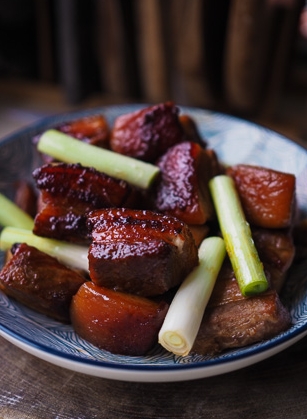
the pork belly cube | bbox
[226,164,296,228]
[34,115,110,164]
[87,208,198,296]
[33,163,139,243]
[57,114,110,148]
[152,142,222,225]
[110,102,186,162]
[70,282,169,355]
[0,243,86,323]
[192,289,291,356]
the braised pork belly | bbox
[0,243,86,323]
[56,114,110,148]
[226,164,296,229]
[33,163,140,243]
[152,141,222,225]
[34,115,110,164]
[192,286,291,356]
[71,282,169,356]
[110,102,187,162]
[87,208,198,297]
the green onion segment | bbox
[209,175,269,297]
[158,236,226,356]
[0,227,88,271]
[38,129,160,189]
[0,193,34,230]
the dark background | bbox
[0,0,307,141]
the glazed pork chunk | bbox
[110,102,187,162]
[192,282,291,356]
[71,282,169,356]
[226,164,296,228]
[87,208,199,297]
[152,141,222,225]
[33,163,139,243]
[34,114,110,164]
[0,243,86,323]
[55,114,110,148]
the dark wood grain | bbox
[1,334,307,418]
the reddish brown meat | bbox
[57,114,110,148]
[192,288,291,356]
[70,282,169,356]
[110,102,186,162]
[207,226,295,308]
[206,261,248,307]
[87,208,199,297]
[34,115,110,164]
[33,163,139,243]
[292,218,307,261]
[0,243,86,323]
[179,114,204,145]
[14,180,38,218]
[252,227,295,292]
[227,164,296,228]
[152,142,222,225]
[188,224,210,247]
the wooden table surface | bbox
[1,332,307,419]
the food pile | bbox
[0,102,298,357]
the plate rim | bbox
[1,323,307,382]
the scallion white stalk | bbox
[209,175,269,297]
[0,193,34,230]
[0,227,88,271]
[158,236,226,356]
[37,129,160,189]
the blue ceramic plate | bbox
[1,105,307,382]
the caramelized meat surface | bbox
[0,243,86,323]
[71,282,169,355]
[57,114,110,148]
[34,115,110,164]
[178,114,204,145]
[153,142,222,225]
[227,164,296,228]
[87,208,199,296]
[110,102,186,162]
[33,163,138,243]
